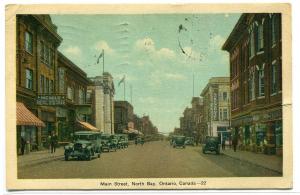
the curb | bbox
[18,154,64,168]
[222,152,282,174]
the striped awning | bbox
[16,102,45,127]
[77,121,99,131]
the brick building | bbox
[56,52,94,141]
[200,77,231,142]
[16,15,62,153]
[222,13,282,155]
[114,100,134,134]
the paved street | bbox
[18,141,281,179]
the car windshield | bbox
[74,134,96,141]
[207,137,218,142]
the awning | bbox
[77,121,99,131]
[16,102,45,127]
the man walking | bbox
[50,132,58,153]
[20,136,26,155]
[232,135,238,152]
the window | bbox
[40,75,44,93]
[25,69,33,90]
[271,15,279,45]
[67,86,74,101]
[258,68,265,97]
[256,23,264,52]
[45,78,49,94]
[249,30,255,57]
[25,31,33,54]
[223,108,228,120]
[223,92,227,101]
[40,41,44,60]
[45,45,50,65]
[49,80,53,94]
[271,63,278,94]
[219,108,223,121]
[79,88,84,104]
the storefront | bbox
[16,102,45,155]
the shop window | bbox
[24,31,33,54]
[25,68,33,90]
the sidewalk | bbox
[18,147,64,168]
[221,147,282,173]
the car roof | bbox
[75,131,101,135]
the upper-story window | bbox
[67,86,74,101]
[223,92,228,101]
[271,61,278,94]
[223,108,228,120]
[49,80,54,94]
[45,78,49,94]
[40,40,54,67]
[249,29,255,58]
[258,67,265,97]
[24,31,33,54]
[256,23,264,52]
[78,88,85,104]
[271,14,279,46]
[40,75,44,93]
[25,68,33,90]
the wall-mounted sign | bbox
[37,94,65,106]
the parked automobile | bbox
[64,131,102,161]
[114,134,129,148]
[185,137,196,146]
[172,135,186,148]
[202,136,220,154]
[101,133,117,152]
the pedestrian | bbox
[232,136,238,152]
[50,132,58,153]
[47,134,51,153]
[222,139,226,150]
[20,136,26,155]
[141,137,144,146]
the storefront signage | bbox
[37,94,65,106]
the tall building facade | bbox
[222,13,282,155]
[200,77,231,140]
[16,15,62,152]
[88,72,115,134]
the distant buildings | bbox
[222,13,282,155]
[200,77,231,142]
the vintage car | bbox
[185,137,196,146]
[114,134,129,148]
[101,133,117,152]
[202,136,220,154]
[64,131,102,161]
[172,135,186,148]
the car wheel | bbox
[216,150,220,155]
[97,153,101,158]
[202,150,206,154]
[64,155,69,161]
[86,153,92,161]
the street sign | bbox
[37,94,65,106]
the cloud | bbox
[63,46,82,57]
[165,73,186,81]
[134,37,176,60]
[94,40,115,55]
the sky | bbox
[51,13,241,134]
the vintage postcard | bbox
[5,4,292,190]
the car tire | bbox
[64,155,69,161]
[202,150,206,154]
[216,150,220,155]
[97,153,100,158]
